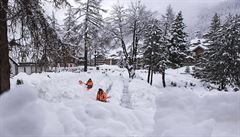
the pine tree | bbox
[162,4,175,35]
[74,0,105,71]
[204,13,221,45]
[143,19,162,85]
[194,13,222,84]
[195,14,240,90]
[168,11,188,68]
[218,15,240,88]
[158,5,176,88]
[62,6,82,67]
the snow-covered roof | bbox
[190,37,209,52]
[106,47,122,59]
[189,45,208,52]
[190,38,206,45]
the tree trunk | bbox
[162,69,166,88]
[0,0,10,94]
[150,70,154,85]
[132,21,137,71]
[220,81,225,91]
[83,0,90,72]
[147,67,151,83]
[84,33,88,71]
[94,50,97,66]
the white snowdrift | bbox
[1,67,156,137]
[0,65,239,137]
[0,85,45,137]
[152,88,240,137]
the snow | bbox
[0,65,239,137]
[190,37,209,51]
[152,88,240,137]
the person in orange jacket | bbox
[96,88,110,102]
[86,78,93,90]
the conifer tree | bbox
[195,14,240,90]
[194,13,222,83]
[204,13,221,45]
[74,0,105,71]
[168,11,188,68]
[143,19,162,85]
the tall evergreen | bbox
[195,14,240,90]
[158,5,176,88]
[74,0,105,71]
[143,19,162,85]
[62,6,82,66]
[194,13,222,83]
[204,13,221,45]
[168,11,188,68]
[162,4,175,35]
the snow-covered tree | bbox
[161,4,175,35]
[158,5,176,87]
[195,14,240,90]
[107,2,152,78]
[74,0,105,71]
[203,13,221,45]
[0,0,68,94]
[168,11,188,68]
[126,1,152,78]
[62,6,83,66]
[106,4,131,77]
[143,19,163,85]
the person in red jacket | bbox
[86,78,93,90]
[96,88,110,102]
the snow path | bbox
[120,78,132,109]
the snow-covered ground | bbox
[0,65,239,137]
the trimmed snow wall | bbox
[152,89,240,137]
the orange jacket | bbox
[86,80,93,86]
[96,90,109,102]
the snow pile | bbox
[0,85,45,137]
[152,88,240,137]
[0,84,152,137]
[1,67,157,137]
[1,65,239,137]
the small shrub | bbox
[190,82,196,87]
[233,88,239,92]
[16,79,24,85]
[170,81,177,87]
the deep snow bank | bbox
[0,84,153,137]
[0,85,45,137]
[1,68,157,137]
[152,88,240,137]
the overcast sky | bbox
[101,0,226,26]
[47,0,226,28]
